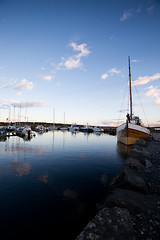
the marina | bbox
[0,0,159,239]
[0,129,123,239]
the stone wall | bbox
[76,138,160,239]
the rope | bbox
[117,81,128,127]
[134,85,150,127]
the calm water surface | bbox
[0,131,123,239]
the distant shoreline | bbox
[0,121,159,131]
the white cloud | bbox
[14,79,34,90]
[131,59,140,63]
[70,42,90,58]
[42,75,53,81]
[64,57,82,70]
[108,68,121,75]
[101,119,123,127]
[10,100,49,108]
[155,98,160,105]
[145,85,160,105]
[101,73,108,80]
[120,10,132,21]
[101,68,121,80]
[3,78,34,90]
[120,5,154,23]
[58,42,90,71]
[147,5,154,13]
[133,73,160,86]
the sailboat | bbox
[117,56,150,146]
[60,112,68,131]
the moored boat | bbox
[35,125,46,132]
[92,126,104,132]
[69,124,79,132]
[117,118,150,145]
[60,126,68,131]
[81,124,93,133]
[117,57,150,145]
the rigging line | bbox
[134,85,150,127]
[117,81,128,127]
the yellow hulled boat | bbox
[117,57,150,146]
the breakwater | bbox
[76,136,160,239]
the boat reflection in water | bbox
[116,141,131,160]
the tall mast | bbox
[128,56,133,120]
[53,108,55,127]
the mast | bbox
[53,108,55,128]
[128,56,133,120]
[64,112,65,125]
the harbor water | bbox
[0,131,124,239]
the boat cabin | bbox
[126,114,141,125]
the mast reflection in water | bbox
[0,131,123,239]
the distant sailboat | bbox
[117,56,150,145]
[60,112,68,131]
[48,108,57,130]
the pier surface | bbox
[76,135,160,239]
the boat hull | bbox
[81,128,93,133]
[117,122,150,145]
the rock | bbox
[110,168,148,193]
[77,138,160,240]
[130,145,143,151]
[76,207,135,240]
[124,157,145,169]
[128,148,151,162]
[104,188,160,214]
[128,148,143,159]
[145,159,153,168]
[152,133,160,142]
[134,138,147,147]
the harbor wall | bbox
[76,135,160,240]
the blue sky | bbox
[0,0,160,126]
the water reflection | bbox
[11,160,31,177]
[0,131,123,240]
[3,137,50,156]
[116,142,131,160]
[38,174,48,183]
[63,189,78,200]
[100,173,108,187]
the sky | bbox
[0,0,160,126]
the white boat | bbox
[69,124,79,132]
[93,126,104,132]
[48,126,57,131]
[35,125,46,132]
[6,125,17,132]
[60,126,68,131]
[22,125,32,135]
[81,124,93,133]
[16,125,34,138]
[117,57,150,145]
